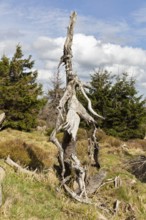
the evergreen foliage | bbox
[89,70,114,127]
[89,70,146,140]
[0,45,44,131]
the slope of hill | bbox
[0,128,146,220]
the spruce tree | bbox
[107,73,146,139]
[89,70,114,127]
[0,45,44,131]
[89,71,146,140]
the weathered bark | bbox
[0,167,6,206]
[0,112,5,129]
[50,12,104,202]
[88,127,101,168]
[113,200,121,215]
[58,11,76,82]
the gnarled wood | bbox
[50,12,104,202]
[58,11,77,82]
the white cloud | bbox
[33,36,64,61]
[73,34,146,68]
[32,33,146,95]
[0,2,146,95]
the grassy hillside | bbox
[0,129,146,220]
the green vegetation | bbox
[0,46,145,141]
[89,71,146,140]
[0,45,45,131]
[0,43,146,220]
[0,129,146,219]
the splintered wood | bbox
[50,12,105,203]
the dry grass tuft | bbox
[96,129,107,141]
[76,140,89,165]
[0,197,14,219]
[0,139,31,165]
[127,139,146,151]
[0,139,57,170]
[0,129,58,171]
[101,135,122,148]
[77,128,88,141]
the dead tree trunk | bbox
[50,12,105,203]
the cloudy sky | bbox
[1,0,146,96]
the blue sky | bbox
[1,0,146,96]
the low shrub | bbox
[0,139,55,170]
[0,139,31,165]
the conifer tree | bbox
[89,70,114,127]
[0,45,44,131]
[89,71,146,140]
[107,73,146,139]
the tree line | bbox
[89,71,146,140]
[0,45,146,140]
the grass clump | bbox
[0,139,31,166]
[0,139,55,170]
[77,128,88,141]
[0,129,58,170]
